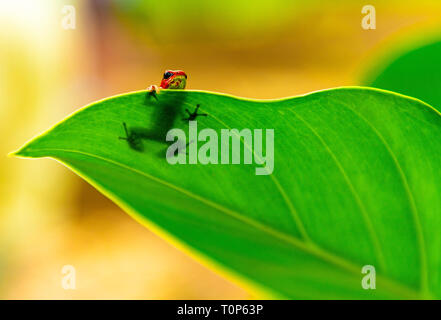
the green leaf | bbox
[363,38,441,112]
[12,88,441,299]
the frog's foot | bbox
[119,122,144,151]
[183,104,207,121]
[146,85,160,100]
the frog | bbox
[119,70,206,150]
[147,69,207,120]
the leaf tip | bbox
[8,148,25,158]
[8,143,34,159]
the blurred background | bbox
[1,0,441,299]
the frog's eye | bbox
[163,71,173,79]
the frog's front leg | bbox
[146,84,160,100]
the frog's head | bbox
[160,70,187,89]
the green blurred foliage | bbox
[113,0,313,43]
[364,38,441,111]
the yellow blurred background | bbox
[1,0,441,299]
